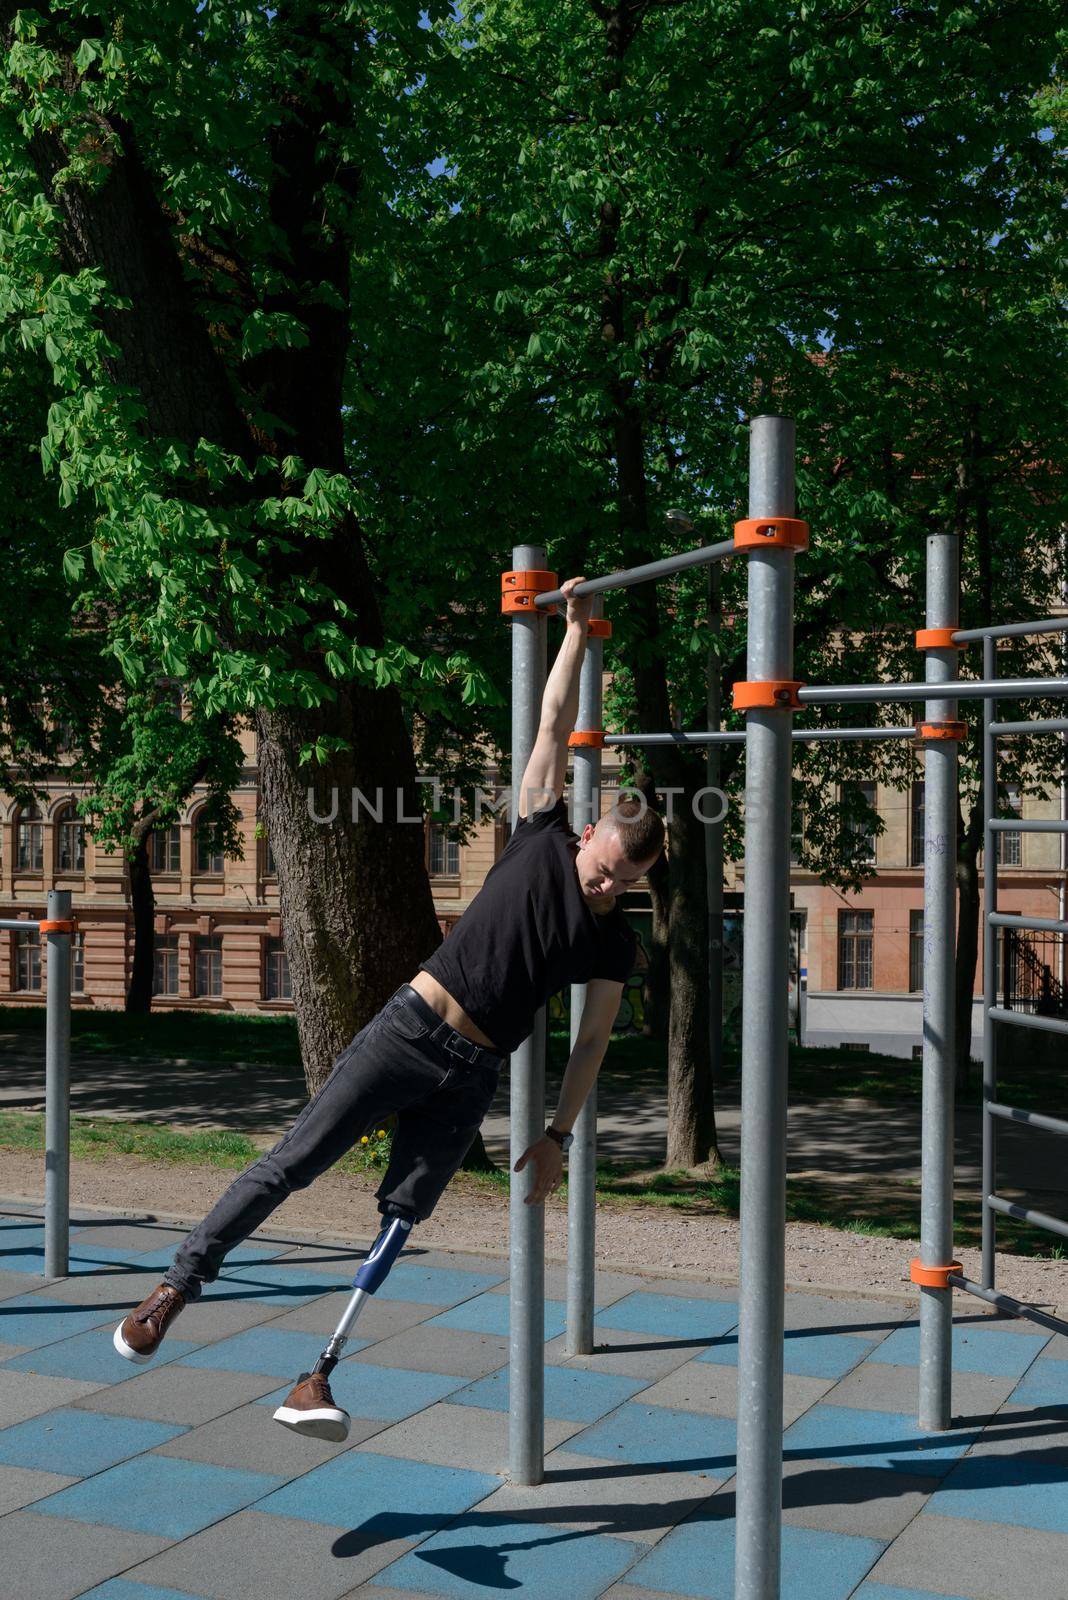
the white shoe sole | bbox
[273,1402,351,1443]
[113,1322,154,1363]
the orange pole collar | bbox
[501,569,560,614]
[587,617,613,638]
[732,680,805,711]
[915,628,964,651]
[568,730,606,748]
[914,720,968,745]
[733,517,810,553]
[38,919,77,934]
[910,1258,962,1290]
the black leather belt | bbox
[396,983,505,1068]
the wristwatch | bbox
[545,1125,575,1152]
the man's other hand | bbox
[514,1136,564,1205]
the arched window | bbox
[194,816,224,875]
[55,804,85,872]
[16,803,43,872]
[150,826,181,874]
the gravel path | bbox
[3,1148,1065,1314]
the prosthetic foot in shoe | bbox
[273,1371,351,1442]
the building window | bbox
[16,803,43,872]
[908,910,924,993]
[264,937,291,1000]
[261,833,277,878]
[194,934,223,998]
[150,826,181,875]
[995,786,1022,867]
[790,808,805,867]
[71,931,85,995]
[14,929,41,992]
[844,782,877,864]
[428,822,460,877]
[838,910,874,990]
[194,818,224,876]
[910,781,925,867]
[55,804,85,872]
[153,935,179,997]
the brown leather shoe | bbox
[113,1282,186,1364]
[272,1371,351,1442]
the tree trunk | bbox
[125,832,155,1014]
[665,796,719,1169]
[461,1129,498,1173]
[642,850,670,1040]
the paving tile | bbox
[368,1261,504,1307]
[126,1242,282,1274]
[0,1243,151,1276]
[373,1513,646,1598]
[559,1402,736,1478]
[397,1247,510,1282]
[0,1509,172,1600]
[0,1364,102,1425]
[542,1327,700,1382]
[360,1401,578,1473]
[450,1363,645,1423]
[627,1513,884,1599]
[31,1453,284,1538]
[73,1363,283,1425]
[257,1360,466,1421]
[593,1292,738,1346]
[163,1295,315,1345]
[0,1292,117,1348]
[869,1321,1048,1377]
[865,1512,1068,1600]
[0,1266,37,1301]
[0,1460,77,1512]
[484,1265,644,1305]
[427,1291,567,1340]
[470,1447,717,1542]
[923,1448,1068,1534]
[153,1396,387,1470]
[255,1447,499,1531]
[820,1359,1017,1421]
[958,1401,1068,1459]
[350,1324,509,1379]
[125,1507,420,1600]
[782,1404,981,1477]
[175,1324,367,1377]
[269,1293,438,1342]
[853,1585,977,1600]
[638,1358,831,1427]
[67,1222,193,1253]
[1010,1354,1068,1408]
[205,1261,352,1308]
[696,1327,879,1380]
[599,1587,683,1600]
[0,1405,186,1474]
[780,1294,911,1336]
[780,1460,936,1541]
[77,1581,210,1600]
[3,1327,202,1385]
[622,1277,740,1302]
[34,1268,172,1307]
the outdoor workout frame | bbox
[503,416,1068,1600]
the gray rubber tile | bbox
[484,1266,646,1305]
[0,1338,27,1360]
[822,1359,1018,1420]
[350,1324,509,1379]
[0,1462,77,1513]
[638,1358,831,1426]
[72,1363,282,1425]
[780,1457,935,1540]
[956,1401,1068,1459]
[360,1400,579,1474]
[0,1509,172,1600]
[156,1295,296,1344]
[40,1268,164,1307]
[781,1293,912,1336]
[600,1587,679,1600]
[398,1247,509,1282]
[67,1223,192,1252]
[0,1267,39,1300]
[866,1511,1068,1599]
[470,1446,717,1542]
[0,1366,101,1426]
[542,1327,702,1382]
[124,1507,417,1599]
[270,1294,438,1342]
[624,1276,741,1303]
[152,1397,389,1471]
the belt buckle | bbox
[445,1031,476,1064]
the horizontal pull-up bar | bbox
[954,617,1068,642]
[798,677,1068,706]
[987,1101,1068,1139]
[989,818,1068,834]
[990,717,1068,736]
[988,1193,1068,1242]
[988,1006,1068,1038]
[603,727,917,747]
[948,1275,1068,1339]
[533,538,736,610]
[989,911,1068,936]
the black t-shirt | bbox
[418,798,637,1054]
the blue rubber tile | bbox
[375,1514,644,1598]
[78,1582,207,1600]
[128,1242,280,1273]
[200,1262,342,1306]
[0,1407,187,1475]
[854,1586,982,1600]
[32,1454,283,1538]
[630,1518,884,1600]
[924,1452,1068,1534]
[371,1262,505,1307]
[697,1329,878,1381]
[0,1244,153,1277]
[2,1328,201,1384]
[256,1360,464,1420]
[0,1295,119,1350]
[175,1325,367,1376]
[428,1292,567,1341]
[1011,1356,1068,1409]
[783,1405,981,1476]
[451,1363,645,1423]
[255,1447,498,1530]
[558,1401,736,1474]
[870,1322,1048,1378]
[594,1292,738,1343]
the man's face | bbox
[574,822,657,905]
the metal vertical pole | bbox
[44,888,72,1279]
[735,416,797,1600]
[981,637,997,1289]
[707,564,726,1082]
[566,598,604,1356]
[509,543,548,1484]
[917,533,959,1433]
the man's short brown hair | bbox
[596,796,665,865]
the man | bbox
[114,576,665,1432]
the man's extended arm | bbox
[517,576,592,817]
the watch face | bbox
[561,1133,575,1151]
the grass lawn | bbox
[0,1004,303,1067]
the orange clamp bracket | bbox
[733,680,804,711]
[587,617,613,639]
[733,517,810,552]
[39,919,76,934]
[569,729,606,748]
[915,628,964,651]
[910,1257,962,1290]
[914,719,967,746]
[501,569,560,614]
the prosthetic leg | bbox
[272,1211,413,1441]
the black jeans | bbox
[163,985,504,1302]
